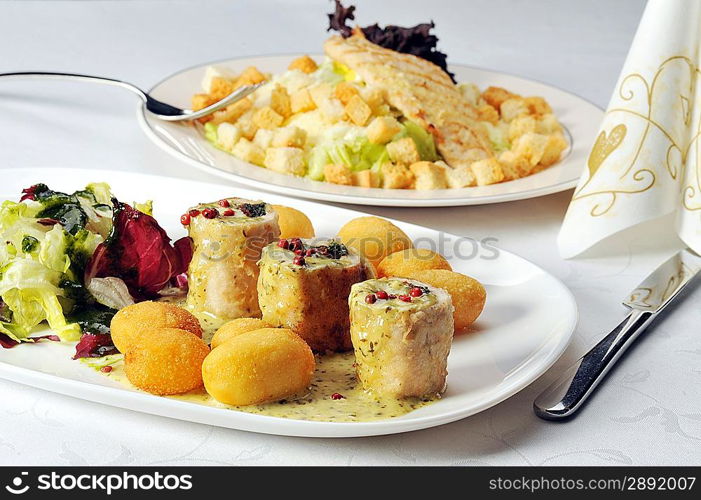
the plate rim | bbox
[0,167,579,437]
[137,53,602,207]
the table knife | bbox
[534,248,701,420]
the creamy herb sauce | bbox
[89,296,434,422]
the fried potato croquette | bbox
[377,248,452,278]
[210,318,272,349]
[124,328,210,395]
[337,216,413,271]
[111,301,202,353]
[272,205,315,239]
[202,328,315,406]
[404,269,486,330]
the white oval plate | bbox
[0,168,577,437]
[138,55,602,207]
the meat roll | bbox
[186,199,280,319]
[349,278,454,398]
[257,238,374,352]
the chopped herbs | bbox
[324,241,349,259]
[239,202,267,218]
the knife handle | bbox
[534,308,655,420]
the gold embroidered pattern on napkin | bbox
[571,55,701,216]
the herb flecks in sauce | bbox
[93,295,434,422]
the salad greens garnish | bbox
[0,182,193,359]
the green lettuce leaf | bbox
[307,130,388,181]
[393,121,439,161]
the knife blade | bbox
[534,248,701,420]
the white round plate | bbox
[0,168,577,437]
[138,55,602,207]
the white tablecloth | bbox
[3,0,699,466]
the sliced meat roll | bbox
[349,277,454,398]
[186,199,280,319]
[257,238,374,352]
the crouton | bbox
[323,164,353,185]
[352,169,380,188]
[334,81,360,105]
[409,161,449,190]
[210,77,236,101]
[209,98,253,126]
[366,116,402,144]
[318,98,346,123]
[513,132,550,166]
[500,98,529,122]
[445,164,477,188]
[264,147,306,176]
[192,93,217,112]
[478,104,499,124]
[381,162,414,189]
[482,86,520,111]
[216,123,241,151]
[387,137,421,165]
[508,115,538,142]
[524,96,552,116]
[201,66,236,94]
[253,129,274,149]
[308,84,333,108]
[471,158,505,186]
[238,66,267,86]
[345,95,372,126]
[537,114,563,135]
[498,151,533,180]
[360,86,386,115]
[272,126,307,148]
[288,55,318,74]
[290,88,316,113]
[540,133,568,167]
[231,138,265,165]
[459,83,481,105]
[252,106,284,130]
[233,110,258,140]
[270,85,292,118]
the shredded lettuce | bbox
[307,129,388,181]
[393,121,440,161]
[204,122,219,145]
[0,184,114,343]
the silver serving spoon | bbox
[0,71,263,121]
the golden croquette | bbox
[337,216,413,271]
[111,301,202,353]
[124,328,210,395]
[210,317,272,349]
[404,269,486,330]
[202,328,315,406]
[377,248,452,278]
[272,205,315,239]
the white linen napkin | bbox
[558,0,701,258]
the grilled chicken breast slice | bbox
[323,35,493,167]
